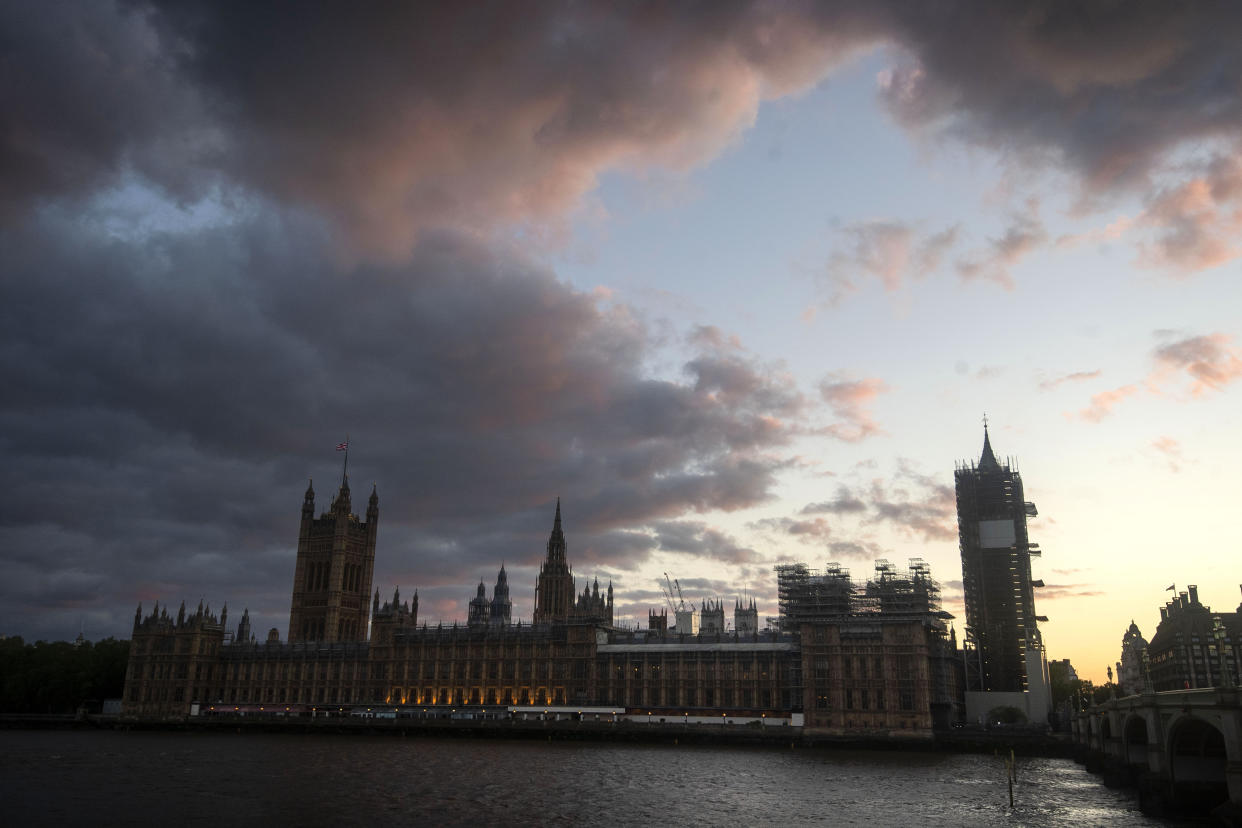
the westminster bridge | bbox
[1072,687,1241,819]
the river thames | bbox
[0,730,1177,826]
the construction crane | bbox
[661,573,680,615]
[663,572,689,612]
[674,578,691,612]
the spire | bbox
[979,420,1000,472]
[546,498,567,565]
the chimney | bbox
[1160,606,1168,621]
[1188,585,1199,605]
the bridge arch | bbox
[1123,714,1148,766]
[1168,715,1228,812]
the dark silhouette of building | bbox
[534,499,613,625]
[956,427,1040,689]
[122,483,964,735]
[1117,620,1148,695]
[533,499,575,622]
[467,566,514,629]
[1148,585,1241,691]
[288,478,378,643]
[955,425,1049,723]
[468,580,491,628]
[490,565,512,626]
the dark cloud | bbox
[10,3,1238,262]
[7,0,1239,641]
[6,1,873,255]
[750,516,833,546]
[650,521,759,565]
[875,3,1242,200]
[755,461,953,551]
[863,462,957,542]
[827,540,884,561]
[801,486,867,515]
[0,0,216,218]
[0,212,796,639]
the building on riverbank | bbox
[954,425,1051,725]
[777,559,963,735]
[123,480,965,736]
[1147,584,1242,691]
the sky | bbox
[3,1,1241,683]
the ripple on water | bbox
[0,732,1179,827]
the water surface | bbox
[0,731,1170,826]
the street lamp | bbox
[1212,617,1233,687]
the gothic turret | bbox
[533,499,575,623]
[490,564,512,626]
[469,579,491,628]
[236,607,251,645]
[289,472,378,644]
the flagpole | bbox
[341,433,350,486]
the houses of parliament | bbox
[123,474,964,736]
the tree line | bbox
[0,637,129,714]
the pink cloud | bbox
[1136,155,1242,274]
[1068,331,1241,421]
[1153,333,1242,395]
[1075,384,1140,422]
[1151,436,1182,472]
[1039,369,1102,391]
[818,376,888,442]
[822,221,959,304]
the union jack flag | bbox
[336,441,349,451]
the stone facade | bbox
[1148,585,1242,691]
[124,483,964,729]
[287,478,378,643]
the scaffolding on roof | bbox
[775,558,945,629]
